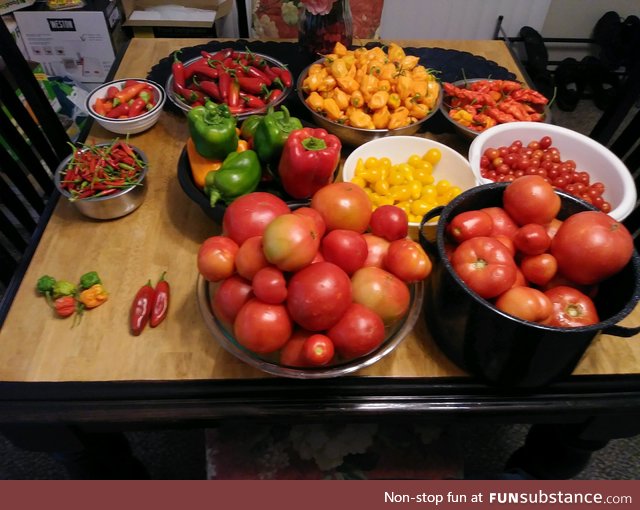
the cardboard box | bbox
[0,0,34,16]
[14,0,121,82]
[121,0,232,36]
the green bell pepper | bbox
[187,101,238,161]
[253,106,302,164]
[204,149,261,206]
[239,114,263,145]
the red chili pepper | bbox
[272,67,293,88]
[115,82,147,103]
[204,47,233,61]
[265,88,283,103]
[257,61,278,81]
[195,78,221,101]
[185,61,220,81]
[236,76,266,95]
[150,272,170,328]
[106,86,119,100]
[106,102,130,118]
[130,280,154,336]
[218,69,231,103]
[239,92,266,109]
[123,79,142,89]
[171,51,186,88]
[128,97,147,117]
[228,78,240,107]
[174,81,206,104]
[93,97,108,116]
[243,65,272,86]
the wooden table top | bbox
[1,38,639,383]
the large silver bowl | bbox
[197,274,424,379]
[54,143,148,220]
[297,58,442,146]
[165,53,293,121]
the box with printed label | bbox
[14,0,121,82]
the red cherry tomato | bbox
[495,286,553,323]
[543,286,600,328]
[252,266,288,304]
[302,334,335,366]
[520,253,558,286]
[513,223,552,255]
[503,175,561,226]
[447,210,493,243]
[369,205,409,241]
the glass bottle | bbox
[298,0,353,59]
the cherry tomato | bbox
[385,238,432,283]
[197,236,239,282]
[235,236,270,280]
[513,223,552,255]
[451,236,517,299]
[503,175,560,226]
[369,205,409,241]
[447,210,493,244]
[550,211,634,285]
[302,334,335,366]
[262,213,320,272]
[234,299,292,355]
[520,253,558,286]
[211,275,253,326]
[362,233,390,268]
[351,266,411,324]
[223,192,289,245]
[252,266,288,304]
[543,286,600,328]
[327,303,386,359]
[311,182,372,233]
[495,286,553,323]
[287,262,352,331]
[321,229,368,275]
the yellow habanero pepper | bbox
[79,283,108,309]
[330,58,349,79]
[331,87,350,110]
[387,43,406,63]
[350,89,365,108]
[401,55,420,71]
[372,106,391,129]
[349,109,375,129]
[323,97,343,121]
[387,92,402,110]
[379,62,397,81]
[388,107,410,130]
[367,90,389,110]
[334,41,348,56]
[306,91,325,111]
[336,75,360,94]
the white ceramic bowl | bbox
[468,122,636,222]
[86,78,166,135]
[342,136,480,237]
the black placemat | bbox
[148,40,516,133]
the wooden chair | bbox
[0,17,73,324]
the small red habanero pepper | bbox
[130,280,154,336]
[278,127,342,199]
[150,272,170,328]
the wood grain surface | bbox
[1,39,638,382]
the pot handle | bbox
[418,206,444,259]
[602,324,640,338]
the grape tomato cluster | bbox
[479,136,611,213]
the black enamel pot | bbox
[419,183,640,388]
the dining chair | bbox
[0,17,72,324]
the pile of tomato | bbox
[478,136,612,214]
[446,175,634,327]
[197,184,432,367]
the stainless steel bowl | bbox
[165,53,293,121]
[440,78,552,140]
[54,143,148,220]
[197,274,424,379]
[296,58,442,146]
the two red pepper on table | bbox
[130,273,170,336]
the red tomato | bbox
[451,236,517,299]
[262,213,320,272]
[512,267,528,288]
[362,233,390,268]
[385,238,432,283]
[287,262,352,331]
[502,175,561,226]
[327,303,386,359]
[321,229,368,275]
[351,266,411,324]
[513,223,552,255]
[234,299,292,354]
[293,206,326,239]
[447,210,493,243]
[280,329,312,367]
[235,236,270,280]
[520,253,557,286]
[551,211,634,285]
[494,235,516,256]
[543,286,600,328]
[211,275,253,326]
[495,286,553,323]
[481,206,519,239]
[302,334,335,366]
[252,266,288,304]
[311,182,372,233]
[369,205,409,241]
[197,236,239,282]
[222,192,290,245]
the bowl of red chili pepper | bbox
[164,49,293,121]
[54,140,149,220]
[440,78,551,140]
[86,78,166,135]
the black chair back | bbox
[0,17,72,320]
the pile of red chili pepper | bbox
[92,80,157,119]
[171,48,292,115]
[443,79,550,133]
[59,140,146,201]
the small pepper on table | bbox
[278,127,342,199]
[204,149,261,206]
[252,106,302,164]
[187,101,238,161]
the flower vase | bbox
[298,0,353,58]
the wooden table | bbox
[1,39,639,477]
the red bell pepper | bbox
[278,127,341,199]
